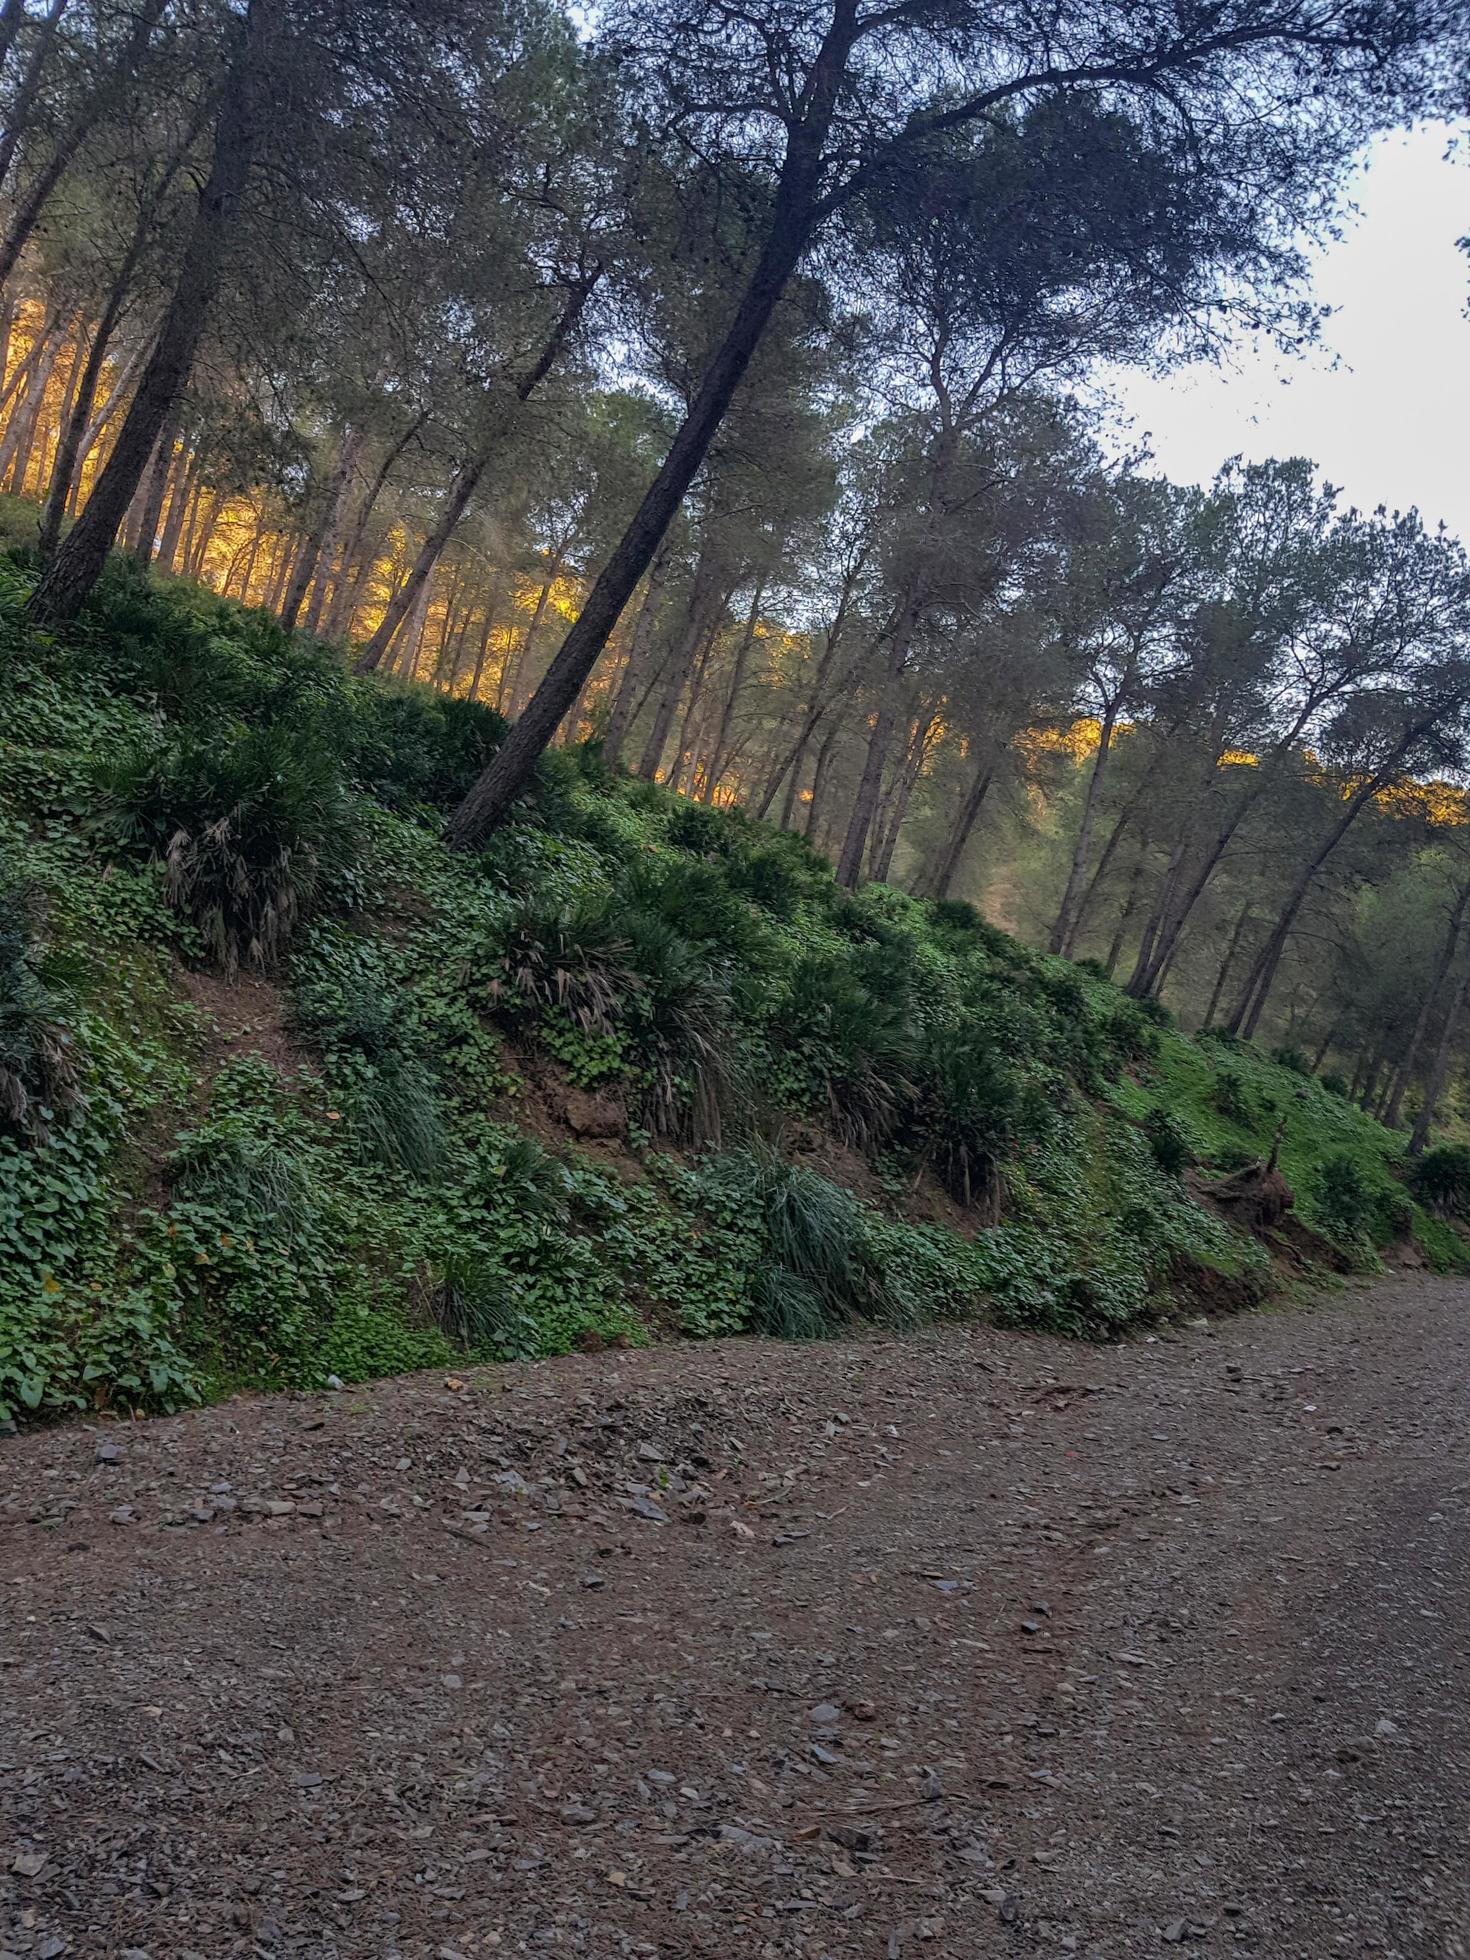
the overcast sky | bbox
[1103,121,1470,544]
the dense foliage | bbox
[2,567,1457,1425]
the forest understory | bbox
[3,550,1467,1429]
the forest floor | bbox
[2,1276,1468,1960]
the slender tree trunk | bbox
[0,0,69,201]
[444,39,854,848]
[753,570,863,822]
[188,488,223,576]
[870,707,935,885]
[354,276,598,677]
[28,0,274,626]
[835,583,920,888]
[393,570,433,681]
[806,723,840,847]
[670,624,720,794]
[1383,869,1470,1130]
[126,413,176,557]
[637,552,724,780]
[1411,956,1466,1152]
[300,426,363,635]
[1104,857,1147,978]
[354,457,486,671]
[603,549,670,766]
[155,447,197,572]
[1126,837,1188,997]
[509,546,568,717]
[41,128,194,558]
[1228,750,1415,1040]
[0,0,167,288]
[1309,1021,1339,1074]
[0,304,59,424]
[0,324,56,485]
[175,472,206,574]
[40,298,125,556]
[1201,901,1251,1029]
[1051,702,1119,956]
[701,581,762,801]
[1,339,56,491]
[779,730,809,829]
[925,758,993,901]
[468,599,498,701]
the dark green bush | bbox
[96,724,359,974]
[1102,1000,1161,1064]
[485,895,632,1034]
[346,685,506,811]
[621,856,768,966]
[0,876,85,1142]
[666,798,737,858]
[1212,1068,1251,1124]
[712,1148,899,1340]
[1409,1143,1470,1219]
[1311,1151,1373,1244]
[1271,1044,1310,1075]
[775,952,916,1148]
[913,1032,1042,1213]
[1319,1072,1349,1099]
[1143,1105,1193,1176]
[622,909,741,1143]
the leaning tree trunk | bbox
[603,549,670,765]
[637,556,725,781]
[1227,749,1413,1039]
[1200,901,1251,1030]
[1050,703,1119,957]
[1383,869,1470,1130]
[835,584,921,888]
[923,757,993,900]
[1409,954,1470,1156]
[37,125,191,560]
[27,0,273,626]
[443,52,850,849]
[354,276,597,677]
[700,582,763,802]
[753,567,863,821]
[869,707,936,885]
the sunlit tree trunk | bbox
[28,0,276,625]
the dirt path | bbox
[3,1276,1468,1960]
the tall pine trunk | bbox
[354,276,597,677]
[28,0,274,626]
[443,27,855,849]
[1050,703,1119,956]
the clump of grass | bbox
[0,875,85,1142]
[97,724,358,974]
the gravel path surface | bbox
[3,1275,1467,1959]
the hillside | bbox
[0,562,1460,1425]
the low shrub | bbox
[485,895,632,1034]
[713,1147,899,1340]
[1311,1151,1373,1245]
[1143,1105,1193,1176]
[0,876,85,1142]
[346,685,506,811]
[1409,1143,1470,1219]
[1211,1068,1252,1124]
[97,725,359,974]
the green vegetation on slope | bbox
[1,565,1458,1423]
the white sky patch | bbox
[1101,121,1470,541]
